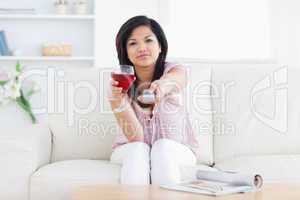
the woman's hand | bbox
[148,79,167,103]
[148,78,181,103]
[108,79,126,105]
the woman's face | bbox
[126,25,161,69]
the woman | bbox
[109,15,199,185]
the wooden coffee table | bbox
[73,183,300,200]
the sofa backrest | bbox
[184,63,213,165]
[211,64,300,163]
[13,63,300,165]
[48,64,214,165]
[48,68,117,162]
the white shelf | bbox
[0,14,95,20]
[0,0,95,67]
[0,56,94,61]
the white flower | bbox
[12,67,22,78]
[0,62,38,123]
[4,79,21,100]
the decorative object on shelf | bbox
[54,0,69,15]
[0,62,39,123]
[74,0,88,15]
[42,43,72,56]
[0,30,12,56]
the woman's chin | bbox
[135,60,156,68]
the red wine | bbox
[111,72,136,92]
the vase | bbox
[74,3,87,15]
[55,4,68,15]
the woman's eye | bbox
[128,42,136,46]
[146,39,153,43]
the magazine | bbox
[160,169,263,196]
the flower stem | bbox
[16,90,37,124]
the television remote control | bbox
[138,89,156,104]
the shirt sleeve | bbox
[163,62,186,75]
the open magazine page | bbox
[196,170,263,188]
[160,170,263,196]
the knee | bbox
[128,141,150,152]
[122,141,149,155]
[111,142,150,164]
[151,139,177,159]
[125,142,150,162]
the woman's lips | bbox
[137,54,150,59]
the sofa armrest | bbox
[0,124,52,200]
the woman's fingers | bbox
[110,79,119,86]
[149,81,162,103]
[111,86,122,92]
[110,79,123,93]
[154,88,161,103]
[107,79,124,101]
[149,81,158,92]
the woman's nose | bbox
[137,43,147,52]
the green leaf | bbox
[25,89,35,98]
[19,90,31,108]
[16,61,21,73]
[16,97,27,110]
[0,80,8,86]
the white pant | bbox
[110,139,197,185]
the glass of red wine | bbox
[111,65,136,93]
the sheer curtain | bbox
[159,0,271,61]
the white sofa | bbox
[1,63,300,200]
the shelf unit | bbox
[0,14,95,20]
[0,56,94,61]
[0,0,95,68]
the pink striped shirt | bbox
[112,62,200,157]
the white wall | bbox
[94,0,300,67]
[269,0,300,67]
[160,0,272,61]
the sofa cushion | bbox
[30,160,120,200]
[48,68,118,162]
[211,64,300,163]
[215,154,300,182]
